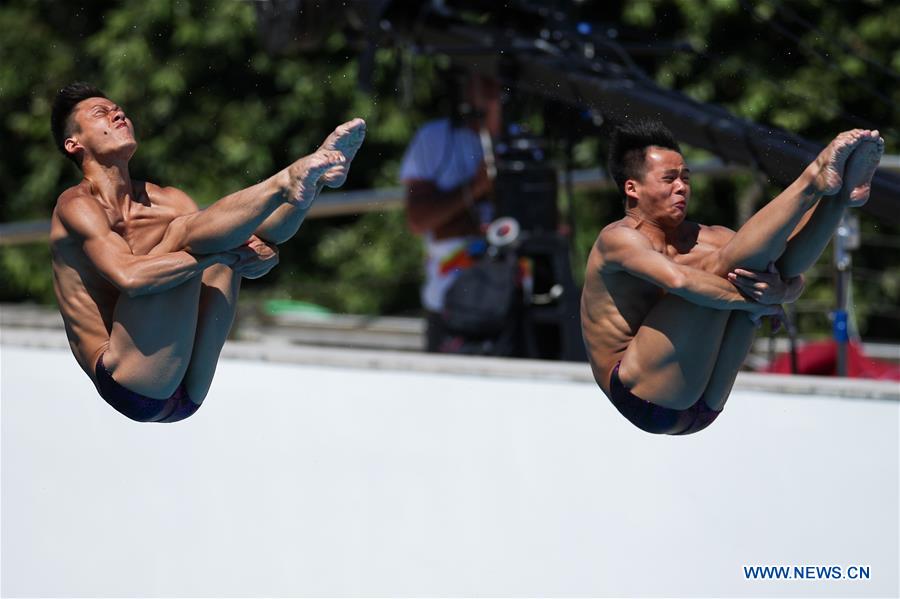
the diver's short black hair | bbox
[607,119,681,196]
[51,82,108,166]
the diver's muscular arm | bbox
[600,227,771,314]
[705,224,805,305]
[58,194,236,297]
[152,174,289,255]
[160,149,346,251]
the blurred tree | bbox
[1,0,898,339]
[0,0,442,314]
[565,0,900,340]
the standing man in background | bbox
[400,72,502,352]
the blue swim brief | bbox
[95,354,201,423]
[608,362,721,435]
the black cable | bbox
[565,5,887,134]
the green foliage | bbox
[1,0,898,341]
[0,0,443,310]
[313,211,423,314]
[573,0,900,340]
[0,244,54,303]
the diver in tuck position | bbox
[581,119,883,434]
[49,82,366,423]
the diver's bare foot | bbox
[318,118,366,188]
[284,149,346,207]
[812,129,872,195]
[841,136,884,207]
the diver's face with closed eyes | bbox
[624,146,691,229]
[64,97,137,166]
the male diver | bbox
[50,82,366,422]
[581,120,883,434]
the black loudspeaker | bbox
[493,129,558,232]
[493,165,558,233]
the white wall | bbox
[2,345,898,597]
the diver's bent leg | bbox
[712,171,822,273]
[254,119,366,244]
[778,138,884,277]
[181,264,242,404]
[103,276,203,399]
[151,190,283,257]
[618,295,732,410]
[704,130,870,275]
[776,192,847,278]
[151,151,345,254]
[698,311,758,412]
[253,184,322,244]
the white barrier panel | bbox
[2,345,898,597]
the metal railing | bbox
[0,160,746,246]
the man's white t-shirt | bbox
[400,118,484,311]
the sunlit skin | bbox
[51,92,366,415]
[581,129,882,428]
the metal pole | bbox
[785,303,799,375]
[832,213,859,377]
[834,268,849,377]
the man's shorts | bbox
[608,362,721,435]
[95,354,201,423]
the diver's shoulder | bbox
[55,181,93,207]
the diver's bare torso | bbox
[581,215,735,395]
[50,179,196,381]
